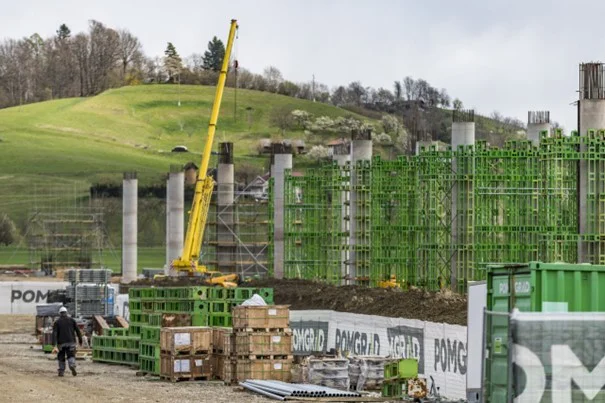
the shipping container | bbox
[484,262,605,403]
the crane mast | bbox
[171,19,238,275]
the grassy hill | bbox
[0,85,376,218]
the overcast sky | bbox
[4,0,605,132]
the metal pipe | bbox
[240,382,285,401]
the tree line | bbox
[0,19,525,142]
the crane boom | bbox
[171,19,238,275]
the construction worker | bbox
[51,306,83,377]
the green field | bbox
[0,84,375,220]
[0,246,165,273]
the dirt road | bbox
[0,315,271,403]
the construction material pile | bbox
[159,327,213,381]
[232,305,293,382]
[65,269,113,317]
[240,380,362,400]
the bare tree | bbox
[263,66,283,92]
[118,29,141,81]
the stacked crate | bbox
[125,286,274,376]
[159,327,213,382]
[212,327,236,383]
[92,328,139,365]
[382,358,418,398]
[232,305,292,382]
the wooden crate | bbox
[160,354,212,382]
[236,359,292,382]
[160,327,212,355]
[212,354,237,383]
[232,306,289,330]
[235,332,292,357]
[212,327,234,355]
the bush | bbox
[0,213,17,246]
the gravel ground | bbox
[0,315,273,403]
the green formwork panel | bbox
[141,300,154,312]
[210,301,229,313]
[255,288,274,304]
[105,328,129,337]
[148,314,162,327]
[129,288,142,299]
[141,326,160,343]
[129,299,141,312]
[155,286,210,300]
[128,325,141,337]
[209,314,232,327]
[139,288,156,300]
[192,313,209,326]
[129,313,149,325]
[139,356,160,375]
[382,380,406,398]
[139,342,160,359]
[209,287,228,300]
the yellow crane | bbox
[169,19,239,288]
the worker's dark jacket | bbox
[52,316,83,346]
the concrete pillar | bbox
[578,63,605,262]
[122,172,137,283]
[332,143,351,285]
[527,111,551,146]
[271,144,293,279]
[166,166,184,272]
[451,110,475,290]
[349,129,372,285]
[217,142,235,271]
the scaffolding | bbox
[276,130,597,292]
[26,183,105,272]
[200,181,271,278]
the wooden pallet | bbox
[236,354,293,360]
[234,327,291,334]
[159,375,211,383]
[160,348,210,356]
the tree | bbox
[453,98,463,110]
[164,42,182,83]
[403,76,415,100]
[0,214,17,246]
[346,81,366,106]
[331,86,346,106]
[270,105,295,135]
[263,66,283,92]
[202,36,225,71]
[56,24,71,40]
[118,29,142,80]
[393,81,402,100]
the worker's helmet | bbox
[59,307,68,314]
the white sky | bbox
[4,0,605,132]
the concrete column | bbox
[217,142,235,271]
[578,63,605,263]
[527,111,551,146]
[349,129,372,285]
[579,100,605,262]
[451,111,475,290]
[332,144,351,285]
[166,166,184,272]
[122,172,137,283]
[271,144,293,279]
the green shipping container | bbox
[484,262,605,403]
